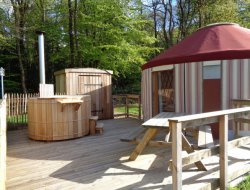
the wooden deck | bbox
[7,118,250,190]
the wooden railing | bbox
[169,107,250,190]
[232,99,250,138]
[113,94,141,120]
[0,98,7,190]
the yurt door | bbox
[203,61,221,139]
[78,75,103,118]
[153,69,175,115]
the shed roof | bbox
[54,68,113,75]
[142,23,250,70]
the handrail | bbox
[169,107,250,190]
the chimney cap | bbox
[36,30,46,35]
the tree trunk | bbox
[11,0,27,93]
[68,0,75,67]
[152,0,159,55]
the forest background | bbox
[0,0,250,94]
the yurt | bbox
[141,23,250,138]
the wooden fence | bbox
[169,106,250,190]
[6,93,142,128]
[6,93,39,128]
[0,98,7,190]
[113,94,141,120]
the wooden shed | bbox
[54,68,113,120]
[141,23,250,138]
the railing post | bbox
[219,114,228,190]
[138,95,141,120]
[125,95,129,118]
[171,121,182,190]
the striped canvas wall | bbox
[222,59,250,133]
[141,68,152,121]
[174,64,185,113]
[184,62,203,114]
[222,59,250,109]
[174,62,203,114]
[142,59,250,134]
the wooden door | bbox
[158,70,175,112]
[78,75,103,118]
[203,62,221,139]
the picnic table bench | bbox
[121,112,214,171]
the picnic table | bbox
[122,112,214,171]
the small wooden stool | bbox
[96,123,104,135]
[89,116,98,135]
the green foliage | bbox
[1,0,250,93]
[0,0,157,93]
[229,175,250,190]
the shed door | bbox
[78,75,103,118]
[203,61,221,139]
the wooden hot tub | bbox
[28,95,91,141]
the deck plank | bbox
[7,118,250,190]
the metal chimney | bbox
[36,31,46,84]
[0,67,5,99]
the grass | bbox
[114,105,141,115]
[7,114,27,124]
[229,175,250,190]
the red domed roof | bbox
[142,23,250,70]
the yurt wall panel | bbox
[142,68,152,121]
[174,64,185,113]
[184,62,203,114]
[222,59,250,109]
[222,59,250,133]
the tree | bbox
[68,0,75,67]
[1,0,249,93]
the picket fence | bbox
[6,93,39,128]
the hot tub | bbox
[28,95,91,141]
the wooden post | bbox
[152,72,159,116]
[219,115,228,190]
[125,95,129,118]
[0,99,6,190]
[138,95,141,120]
[233,102,240,138]
[171,121,182,190]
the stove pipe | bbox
[36,31,46,84]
